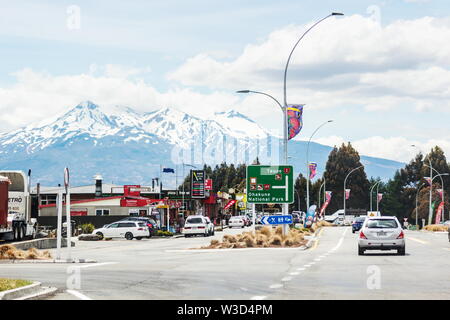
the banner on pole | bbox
[424,177,432,186]
[308,162,317,180]
[319,191,332,216]
[287,105,304,140]
[377,193,383,203]
[436,188,443,199]
[345,188,351,200]
[435,201,444,224]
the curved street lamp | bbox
[343,165,364,220]
[306,120,333,209]
[370,180,382,212]
[415,183,425,228]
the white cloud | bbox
[313,135,450,163]
[0,67,240,132]
[168,15,450,114]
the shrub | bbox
[156,230,173,237]
[424,224,448,232]
[259,226,272,237]
[80,223,95,234]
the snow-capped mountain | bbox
[0,101,404,186]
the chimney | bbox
[94,174,103,198]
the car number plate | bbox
[377,231,387,236]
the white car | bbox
[358,216,405,256]
[93,221,149,240]
[228,216,245,228]
[183,215,214,237]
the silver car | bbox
[358,216,405,256]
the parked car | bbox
[291,212,301,224]
[119,216,157,237]
[352,216,366,233]
[183,215,214,237]
[93,221,149,240]
[358,216,405,256]
[228,216,246,228]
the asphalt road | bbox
[0,226,448,300]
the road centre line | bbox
[66,289,92,300]
[407,237,429,245]
[250,296,267,300]
[269,284,283,289]
[281,277,292,281]
[79,262,119,269]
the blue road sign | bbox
[260,215,293,225]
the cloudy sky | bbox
[1,0,449,163]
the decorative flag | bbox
[424,177,432,186]
[308,162,317,180]
[287,105,304,140]
[224,200,237,210]
[163,168,175,173]
[435,201,445,224]
[319,191,333,216]
[436,189,443,199]
[429,201,437,225]
[345,189,351,200]
[377,193,383,203]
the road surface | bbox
[0,226,448,300]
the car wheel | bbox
[397,246,406,256]
[352,230,355,234]
[241,226,244,228]
[212,230,215,236]
[136,237,142,240]
[358,246,365,256]
[125,232,133,240]
[204,231,209,237]
[96,232,104,240]
[185,234,190,238]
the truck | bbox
[0,170,37,241]
[324,209,355,225]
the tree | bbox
[323,143,370,213]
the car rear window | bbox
[186,217,203,224]
[356,217,366,222]
[138,223,146,227]
[366,219,398,229]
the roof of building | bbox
[31,183,159,195]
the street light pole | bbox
[415,183,424,228]
[411,145,433,225]
[370,180,382,212]
[343,165,364,221]
[306,120,333,210]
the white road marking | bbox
[66,289,92,300]
[314,258,321,261]
[281,276,292,281]
[269,284,283,289]
[319,255,326,258]
[443,248,450,251]
[304,264,312,268]
[289,272,299,276]
[407,237,429,245]
[309,262,316,265]
[296,268,305,271]
[251,296,267,300]
[79,262,119,269]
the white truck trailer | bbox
[0,170,37,241]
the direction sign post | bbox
[247,165,294,236]
[64,167,72,262]
[260,215,293,225]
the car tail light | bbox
[138,228,144,231]
[198,226,205,229]
[184,227,191,229]
[359,231,367,239]
[147,223,153,228]
[397,230,404,239]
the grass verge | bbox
[0,278,33,292]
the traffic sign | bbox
[246,165,294,203]
[260,215,293,225]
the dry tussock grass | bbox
[423,224,449,232]
[202,226,309,249]
[0,245,52,260]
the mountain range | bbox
[0,101,405,187]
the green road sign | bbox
[246,165,294,204]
